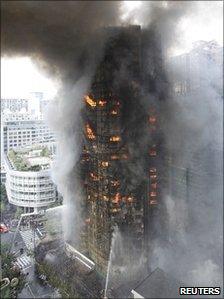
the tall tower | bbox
[81,25,166,275]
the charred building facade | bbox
[80,26,168,274]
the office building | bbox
[1,98,29,113]
[5,145,57,212]
[2,119,55,153]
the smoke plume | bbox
[1,0,122,243]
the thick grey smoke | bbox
[1,1,121,81]
[126,1,195,54]
[107,1,223,293]
[134,2,223,290]
[154,42,223,288]
[1,0,122,244]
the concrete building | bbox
[5,145,56,212]
[28,92,43,118]
[166,41,223,241]
[1,98,29,113]
[168,40,222,95]
[1,119,55,153]
[2,111,40,122]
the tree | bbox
[41,147,50,157]
[0,201,6,214]
[14,207,23,219]
[1,244,26,298]
[0,183,7,202]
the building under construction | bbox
[80,25,168,275]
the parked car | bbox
[0,223,9,233]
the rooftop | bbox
[7,146,53,172]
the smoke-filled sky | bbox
[1,1,223,98]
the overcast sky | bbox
[1,1,223,99]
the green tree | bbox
[1,244,26,298]
[0,201,5,214]
[14,207,23,219]
[41,147,50,157]
[0,183,7,202]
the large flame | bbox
[84,95,97,107]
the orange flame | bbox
[86,123,96,140]
[84,95,96,107]
[90,172,98,181]
[98,100,107,107]
[113,193,121,203]
[111,110,118,115]
[110,136,121,142]
[101,161,109,167]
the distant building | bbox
[40,99,50,116]
[1,98,29,113]
[5,145,57,213]
[29,92,44,117]
[167,41,223,233]
[1,119,55,153]
[168,40,222,95]
[2,111,40,122]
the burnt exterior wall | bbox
[81,25,168,275]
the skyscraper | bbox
[81,25,168,275]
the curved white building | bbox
[5,146,56,212]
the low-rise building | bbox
[5,145,57,212]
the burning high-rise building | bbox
[80,25,169,275]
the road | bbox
[1,230,60,298]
